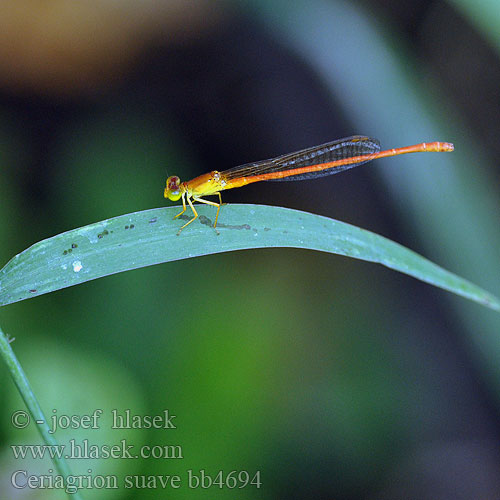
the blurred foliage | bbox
[449,0,500,52]
[243,0,500,396]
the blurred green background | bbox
[1,0,500,498]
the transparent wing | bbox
[222,136,381,182]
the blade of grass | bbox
[0,204,498,311]
[0,326,83,500]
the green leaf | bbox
[0,204,498,311]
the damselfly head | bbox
[165,176,182,201]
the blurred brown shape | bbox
[0,0,225,95]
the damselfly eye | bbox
[165,176,182,201]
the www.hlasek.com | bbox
[11,470,262,493]
[12,439,183,460]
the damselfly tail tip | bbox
[426,141,454,152]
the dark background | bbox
[1,1,500,498]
